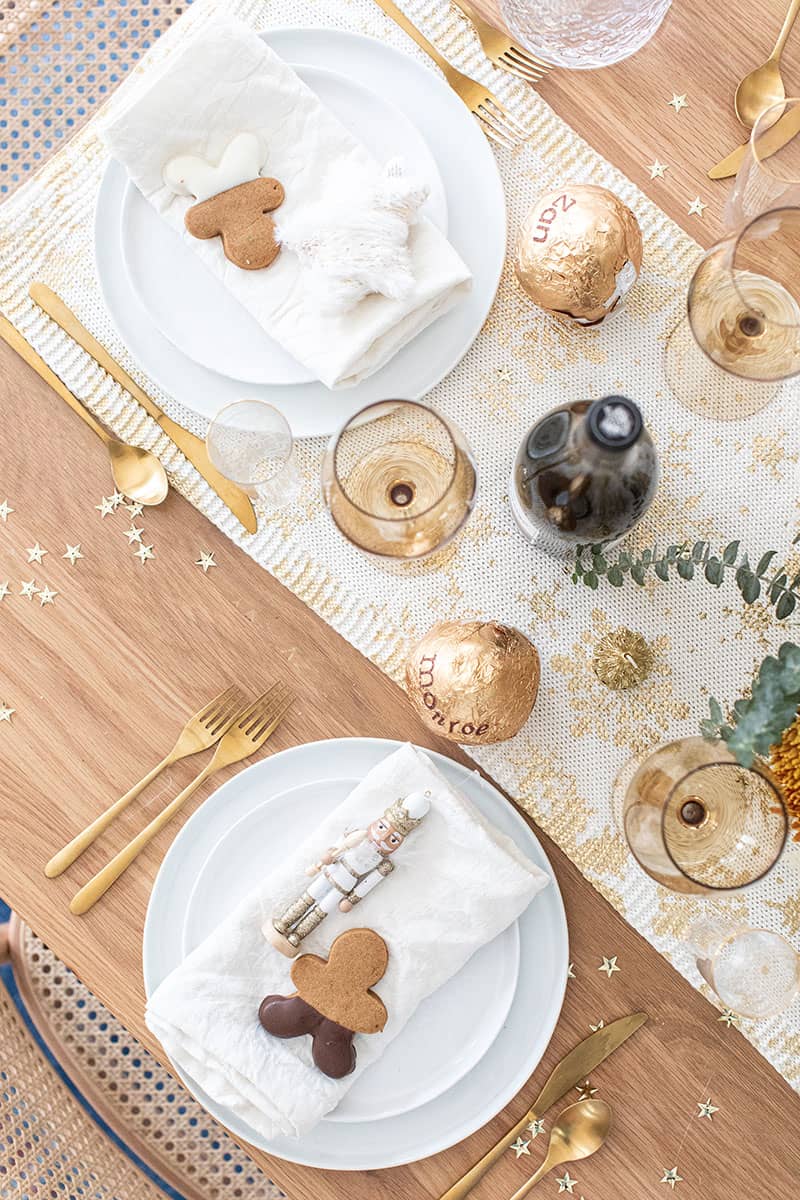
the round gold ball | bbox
[405,620,540,744]
[592,627,653,690]
[515,183,643,326]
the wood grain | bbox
[1,1,800,1196]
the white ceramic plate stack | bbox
[144,738,569,1170]
[95,28,507,437]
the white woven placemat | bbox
[1,0,798,1090]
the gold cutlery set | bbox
[45,683,294,914]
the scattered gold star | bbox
[598,955,620,978]
[110,490,126,509]
[567,962,576,980]
[0,704,14,723]
[557,1171,577,1193]
[124,525,145,545]
[697,1099,719,1120]
[0,581,9,601]
[497,366,512,383]
[0,499,14,522]
[63,544,84,565]
[526,1119,545,1138]
[38,585,58,607]
[718,1008,740,1028]
[576,1079,598,1099]
[589,1019,605,1032]
[687,196,707,217]
[96,496,116,518]
[648,159,668,179]
[125,500,144,518]
[135,543,155,565]
[668,93,688,112]
[195,550,217,573]
[26,542,47,564]
[661,1167,682,1189]
[509,1136,530,1158]
[20,579,39,600]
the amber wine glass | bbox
[321,400,477,559]
[665,207,800,419]
[621,736,788,895]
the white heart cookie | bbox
[163,131,265,201]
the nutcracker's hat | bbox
[383,789,431,836]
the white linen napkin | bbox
[146,743,549,1139]
[100,17,473,389]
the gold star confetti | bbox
[589,1019,605,1032]
[661,1167,682,1189]
[687,196,707,217]
[497,366,512,383]
[96,496,116,518]
[648,159,668,179]
[38,585,58,607]
[124,525,145,545]
[509,1136,530,1158]
[526,1119,545,1138]
[110,490,125,510]
[0,704,15,723]
[567,962,576,980]
[20,579,39,600]
[718,1008,740,1028]
[0,499,14,522]
[195,551,217,573]
[26,542,47,564]
[0,581,9,602]
[63,544,84,565]
[135,543,155,565]
[668,93,688,112]
[598,955,620,978]
[557,1171,577,1193]
[697,1099,719,1120]
[125,500,144,518]
[576,1079,598,1099]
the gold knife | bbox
[29,282,258,534]
[709,102,800,178]
[438,1012,647,1200]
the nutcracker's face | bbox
[367,817,404,856]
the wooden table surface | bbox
[1,1,799,1198]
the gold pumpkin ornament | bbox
[592,626,653,690]
[515,183,643,326]
[405,620,540,744]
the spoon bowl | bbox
[735,59,786,129]
[509,1099,612,1200]
[107,439,169,505]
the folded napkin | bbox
[101,17,473,389]
[146,744,549,1139]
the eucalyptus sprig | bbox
[701,642,800,767]
[572,534,800,621]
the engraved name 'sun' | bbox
[530,192,577,243]
[418,655,490,738]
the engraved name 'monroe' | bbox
[418,655,490,738]
[530,192,577,243]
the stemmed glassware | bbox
[726,98,800,227]
[689,918,800,1018]
[206,399,299,510]
[321,400,477,560]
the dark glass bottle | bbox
[510,395,659,555]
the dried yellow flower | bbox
[770,710,800,842]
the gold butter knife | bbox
[438,1012,647,1200]
[29,283,257,534]
[709,101,800,178]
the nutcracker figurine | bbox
[264,790,431,957]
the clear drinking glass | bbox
[727,99,800,227]
[206,400,299,509]
[321,400,477,559]
[620,736,788,895]
[500,0,671,68]
[689,918,800,1018]
[664,207,800,419]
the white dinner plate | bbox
[94,28,506,438]
[181,778,521,1125]
[143,738,568,1170]
[120,64,449,387]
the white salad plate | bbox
[143,738,568,1170]
[180,778,521,1127]
[95,27,506,439]
[120,64,449,388]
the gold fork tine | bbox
[45,684,245,879]
[482,95,530,140]
[452,0,553,82]
[499,51,546,84]
[477,102,520,147]
[70,684,295,914]
[478,116,515,150]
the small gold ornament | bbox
[592,627,653,690]
[405,620,539,744]
[515,184,643,326]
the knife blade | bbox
[709,103,800,178]
[438,1012,648,1200]
[29,283,258,535]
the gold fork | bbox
[374,0,529,148]
[69,682,294,915]
[45,685,245,878]
[452,0,551,85]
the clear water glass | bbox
[206,400,299,510]
[727,99,800,227]
[689,918,800,1018]
[500,0,672,69]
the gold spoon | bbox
[508,1099,612,1200]
[735,0,800,128]
[0,311,168,506]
